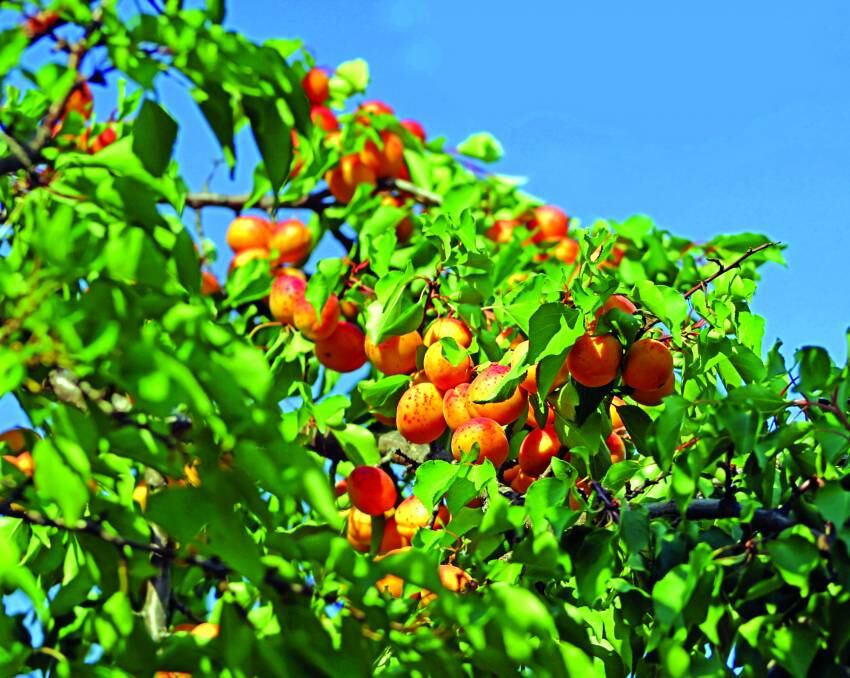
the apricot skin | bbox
[610,396,626,430]
[553,237,579,264]
[531,205,569,242]
[326,154,377,203]
[229,247,269,271]
[365,331,422,375]
[361,131,405,178]
[380,194,414,242]
[423,342,472,391]
[420,564,473,606]
[293,294,340,341]
[566,333,622,388]
[423,318,473,349]
[468,364,528,425]
[401,119,426,141]
[519,426,562,476]
[485,218,521,244]
[510,468,538,494]
[606,432,626,463]
[596,295,637,319]
[347,507,373,551]
[226,216,271,253]
[395,495,432,540]
[269,274,307,324]
[310,105,339,132]
[314,321,367,373]
[302,67,329,106]
[443,383,476,430]
[622,338,674,391]
[451,417,509,468]
[396,383,447,444]
[347,466,397,516]
[631,372,675,406]
[270,219,312,265]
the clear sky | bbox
[2,0,850,429]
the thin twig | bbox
[683,242,780,300]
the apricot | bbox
[132,481,148,512]
[269,273,307,324]
[302,67,329,106]
[191,623,220,641]
[510,468,538,494]
[420,564,473,606]
[270,219,312,265]
[326,153,377,204]
[596,295,637,319]
[63,81,93,120]
[606,432,626,463]
[518,426,561,476]
[23,10,61,39]
[503,465,521,484]
[610,396,626,431]
[485,218,520,244]
[361,131,405,179]
[226,215,272,252]
[89,126,117,153]
[423,342,472,391]
[348,466,397,516]
[334,479,348,497]
[423,317,472,349]
[376,573,405,598]
[314,321,367,373]
[511,340,570,394]
[293,293,340,341]
[201,270,221,296]
[394,118,424,142]
[467,364,528,425]
[566,333,622,388]
[0,428,30,454]
[357,100,395,121]
[4,451,34,478]
[379,516,404,553]
[442,383,476,430]
[410,369,430,386]
[622,338,673,391]
[395,495,432,540]
[552,237,579,264]
[380,194,414,242]
[531,205,569,242]
[229,247,269,271]
[631,372,675,406]
[364,330,422,375]
[526,402,555,428]
[340,299,359,320]
[451,417,509,467]
[433,503,451,529]
[310,105,339,132]
[396,383,447,444]
[347,507,373,551]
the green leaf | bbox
[194,84,236,170]
[305,258,345,312]
[243,95,291,194]
[574,532,614,604]
[333,425,380,466]
[132,99,178,176]
[456,132,503,163]
[333,58,370,93]
[33,438,90,524]
[766,529,819,595]
[0,29,27,80]
[414,460,460,509]
[796,346,832,393]
[635,281,689,339]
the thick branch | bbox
[683,241,780,300]
[183,188,332,212]
[644,499,796,532]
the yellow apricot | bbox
[293,294,340,341]
[631,372,675,406]
[451,417,509,468]
[443,383,476,430]
[423,342,472,391]
[396,383,447,444]
[423,317,473,349]
[622,338,674,391]
[518,426,562,476]
[566,333,622,388]
[365,331,423,375]
[467,364,527,425]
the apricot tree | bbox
[1,3,848,677]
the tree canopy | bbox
[1,3,849,677]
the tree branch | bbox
[643,498,797,533]
[683,241,780,300]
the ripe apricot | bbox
[526,402,555,428]
[380,194,414,242]
[334,479,348,497]
[201,270,221,296]
[631,372,675,406]
[552,237,579,265]
[511,340,570,394]
[348,466,397,516]
[229,247,269,271]
[347,507,373,551]
[365,330,422,375]
[396,383,447,444]
[89,126,117,153]
[0,428,30,454]
[269,274,307,324]
[596,295,637,319]
[443,383,476,430]
[302,67,329,106]
[606,432,626,463]
[23,10,61,39]
[326,153,377,203]
[531,205,569,242]
[518,426,561,476]
[467,364,528,425]
[566,333,622,388]
[610,396,626,430]
[401,119,426,141]
[226,215,272,252]
[191,623,220,641]
[622,338,673,391]
[395,495,431,541]
[433,503,451,529]
[314,321,367,373]
[4,451,34,478]
[451,417,509,467]
[423,342,472,391]
[293,293,340,341]
[510,468,538,494]
[420,564,473,606]
[379,516,404,553]
[310,105,339,132]
[270,219,312,265]
[423,317,472,349]
[376,573,405,598]
[357,100,394,123]
[361,131,405,179]
[63,81,93,120]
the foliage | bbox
[0,2,848,677]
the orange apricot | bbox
[191,623,220,641]
[293,293,340,341]
[270,218,312,265]
[566,333,622,388]
[395,495,432,541]
[302,67,329,106]
[510,468,538,494]
[334,479,348,497]
[396,383,447,444]
[610,396,626,431]
[201,270,221,296]
[361,131,405,179]
[503,465,521,483]
[622,338,673,391]
[552,237,580,264]
[310,105,339,132]
[379,516,404,553]
[433,503,451,529]
[88,126,117,153]
[485,218,520,244]
[518,426,562,476]
[376,573,405,598]
[606,432,626,464]
[4,451,34,478]
[419,563,474,606]
[314,321,367,373]
[0,428,31,454]
[340,299,359,321]
[400,119,426,142]
[526,401,556,428]
[63,81,93,120]
[226,215,272,252]
[631,372,675,406]
[596,294,637,319]
[357,100,395,124]
[269,274,307,324]
[443,383,476,430]
[423,317,473,349]
[348,466,397,516]
[467,364,528,425]
[511,340,570,394]
[364,331,422,375]
[531,205,569,242]
[347,507,373,551]
[451,417,509,467]
[229,247,269,271]
[326,153,377,203]
[423,342,472,391]
[380,194,414,242]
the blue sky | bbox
[2,0,850,429]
